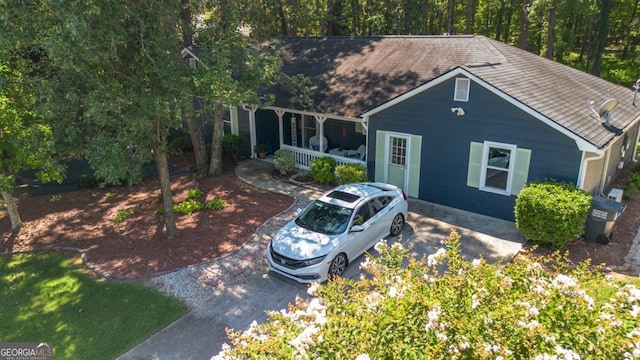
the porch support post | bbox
[315,115,327,152]
[275,109,285,148]
[245,105,259,158]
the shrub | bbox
[515,180,591,249]
[214,229,640,359]
[173,199,204,215]
[187,188,204,200]
[79,174,101,189]
[623,165,640,200]
[112,209,134,223]
[274,149,296,175]
[168,135,192,154]
[311,156,337,184]
[204,196,226,211]
[222,134,244,159]
[335,163,368,184]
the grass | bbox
[0,252,188,359]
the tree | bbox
[181,0,210,179]
[193,1,281,177]
[0,64,64,232]
[591,0,613,76]
[3,0,188,238]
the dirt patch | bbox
[0,153,293,278]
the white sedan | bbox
[266,182,409,283]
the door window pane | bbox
[391,137,407,166]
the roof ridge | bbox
[279,35,477,40]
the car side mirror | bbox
[350,225,365,233]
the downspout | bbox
[598,147,612,197]
[577,151,604,191]
[634,122,640,162]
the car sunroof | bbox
[326,190,360,203]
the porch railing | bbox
[280,145,366,171]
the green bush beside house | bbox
[515,180,591,249]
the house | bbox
[198,35,640,221]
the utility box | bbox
[607,188,623,202]
[584,197,626,244]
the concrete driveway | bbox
[118,160,525,359]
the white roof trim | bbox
[265,106,365,123]
[361,67,602,154]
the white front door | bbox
[385,133,410,192]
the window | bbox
[454,78,470,102]
[391,137,407,166]
[467,141,531,196]
[223,108,232,134]
[481,143,516,194]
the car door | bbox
[345,200,376,258]
[368,195,394,240]
[346,196,392,259]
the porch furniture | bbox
[329,148,347,157]
[345,144,366,160]
[309,135,328,152]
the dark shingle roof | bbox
[275,35,640,149]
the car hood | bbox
[270,221,339,260]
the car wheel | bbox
[390,214,405,236]
[328,253,347,279]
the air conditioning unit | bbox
[607,188,623,202]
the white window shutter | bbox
[510,148,531,195]
[467,142,484,188]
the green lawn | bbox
[0,251,188,359]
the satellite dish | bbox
[598,98,623,135]
[598,98,618,120]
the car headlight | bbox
[301,255,327,267]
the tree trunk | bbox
[1,190,22,232]
[208,102,225,177]
[495,3,504,41]
[545,0,557,59]
[465,0,475,34]
[447,0,455,34]
[622,0,639,59]
[154,145,178,239]
[327,0,345,35]
[181,0,193,46]
[180,1,208,178]
[276,0,289,36]
[591,0,612,76]
[185,99,209,178]
[519,0,530,50]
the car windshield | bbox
[295,200,353,235]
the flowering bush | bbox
[214,229,640,359]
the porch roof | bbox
[272,35,640,150]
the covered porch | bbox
[253,107,368,171]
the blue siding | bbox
[255,109,280,156]
[369,77,582,221]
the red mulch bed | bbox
[0,153,293,278]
